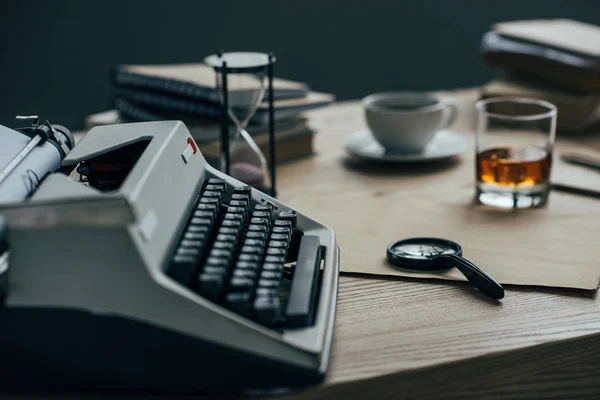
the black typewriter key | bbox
[203,191,222,198]
[258,278,280,289]
[254,203,273,213]
[277,210,297,229]
[229,277,255,292]
[265,255,286,263]
[255,208,273,221]
[246,231,267,240]
[204,184,224,192]
[197,203,218,211]
[254,296,281,324]
[250,217,270,226]
[190,217,213,226]
[204,266,228,275]
[255,287,279,297]
[200,197,220,205]
[235,261,260,273]
[225,291,251,303]
[231,194,250,202]
[172,254,196,265]
[238,254,261,263]
[270,233,290,243]
[227,206,246,215]
[233,269,257,280]
[210,249,233,259]
[218,227,240,235]
[260,270,283,280]
[274,219,292,230]
[241,245,263,255]
[205,257,230,267]
[184,232,206,241]
[216,234,237,242]
[198,273,225,298]
[222,220,242,228]
[272,226,291,234]
[169,256,197,284]
[194,210,215,219]
[180,239,203,249]
[187,224,210,233]
[207,178,226,187]
[267,247,287,256]
[244,238,265,247]
[213,241,235,250]
[253,215,271,229]
[177,247,200,257]
[234,185,252,196]
[231,196,249,209]
[262,263,284,273]
[268,240,288,249]
[229,200,248,208]
[226,292,252,314]
[252,211,271,220]
[247,224,268,233]
[235,260,260,271]
[224,213,244,221]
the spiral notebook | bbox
[114,89,334,126]
[113,63,310,103]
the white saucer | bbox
[344,129,469,163]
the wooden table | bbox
[13,89,600,400]
[273,88,600,399]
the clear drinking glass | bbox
[475,97,557,209]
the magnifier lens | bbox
[387,237,505,300]
[391,242,457,260]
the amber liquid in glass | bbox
[476,147,552,188]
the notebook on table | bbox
[494,19,600,58]
[84,109,316,166]
[113,63,310,103]
[481,19,600,91]
[114,89,335,125]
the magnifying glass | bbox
[386,238,504,300]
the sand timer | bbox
[204,51,276,196]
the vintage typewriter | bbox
[0,121,340,395]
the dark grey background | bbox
[1,0,599,129]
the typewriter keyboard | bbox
[167,178,323,328]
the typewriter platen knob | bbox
[50,124,75,156]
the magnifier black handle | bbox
[440,254,505,300]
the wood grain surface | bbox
[271,88,600,398]
[14,89,600,399]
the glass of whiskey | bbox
[475,97,557,209]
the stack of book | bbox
[480,19,600,132]
[85,63,335,164]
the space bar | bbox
[285,235,322,327]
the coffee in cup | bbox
[362,92,457,153]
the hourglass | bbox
[204,51,276,196]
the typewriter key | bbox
[238,254,261,263]
[277,210,297,229]
[246,231,267,240]
[234,185,253,196]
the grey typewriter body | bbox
[0,121,340,394]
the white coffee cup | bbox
[362,92,457,153]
